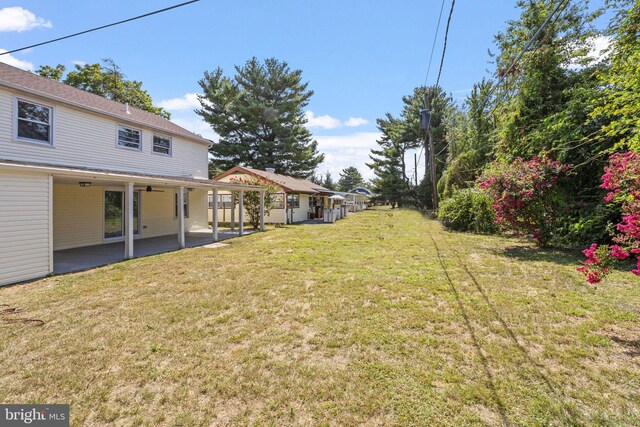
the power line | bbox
[0,0,200,56]
[435,0,456,89]
[423,0,447,87]
[488,0,569,117]
[491,0,569,97]
[432,0,571,158]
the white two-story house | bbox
[0,62,265,286]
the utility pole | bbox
[428,125,438,211]
[420,91,438,211]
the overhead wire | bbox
[435,0,456,89]
[0,0,200,56]
[432,0,571,160]
[423,0,448,88]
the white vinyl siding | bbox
[117,125,142,150]
[153,135,171,155]
[0,88,209,179]
[53,184,187,250]
[53,184,103,250]
[0,171,51,286]
[185,189,208,231]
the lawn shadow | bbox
[499,245,580,266]
[428,234,511,426]
[440,234,581,423]
[610,336,640,357]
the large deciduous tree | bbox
[36,59,170,119]
[591,0,640,152]
[197,57,324,178]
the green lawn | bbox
[1,208,639,426]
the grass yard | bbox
[1,207,639,426]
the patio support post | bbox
[178,186,185,248]
[230,191,235,231]
[125,182,134,259]
[259,190,265,232]
[212,188,219,242]
[238,190,244,236]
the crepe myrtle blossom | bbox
[577,152,640,284]
[478,157,569,247]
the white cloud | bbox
[0,7,52,32]
[568,35,612,69]
[0,49,33,71]
[344,117,369,127]
[314,132,382,180]
[71,60,86,67]
[305,111,342,129]
[157,93,201,111]
[305,111,369,129]
[588,35,611,61]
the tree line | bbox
[369,0,639,245]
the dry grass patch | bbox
[1,207,639,426]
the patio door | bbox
[104,190,140,240]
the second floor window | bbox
[118,126,141,150]
[153,135,171,155]
[17,99,52,145]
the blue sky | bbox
[0,1,607,180]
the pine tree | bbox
[337,167,364,191]
[197,57,324,178]
[322,172,336,191]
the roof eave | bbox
[0,81,211,147]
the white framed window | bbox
[153,134,172,156]
[15,98,53,145]
[117,125,142,150]
[175,191,189,218]
[271,193,285,209]
[287,194,300,208]
[220,194,233,208]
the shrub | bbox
[228,176,279,229]
[577,152,640,283]
[437,150,482,200]
[478,157,570,246]
[437,188,497,234]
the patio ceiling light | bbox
[78,182,92,187]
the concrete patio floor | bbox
[53,229,257,274]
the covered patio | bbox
[0,160,267,280]
[53,229,258,274]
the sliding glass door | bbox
[104,190,140,240]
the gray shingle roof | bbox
[214,166,333,194]
[0,62,210,145]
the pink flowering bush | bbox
[577,152,640,283]
[478,157,570,246]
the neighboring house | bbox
[212,166,333,224]
[333,191,370,212]
[0,62,264,286]
[349,186,374,197]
